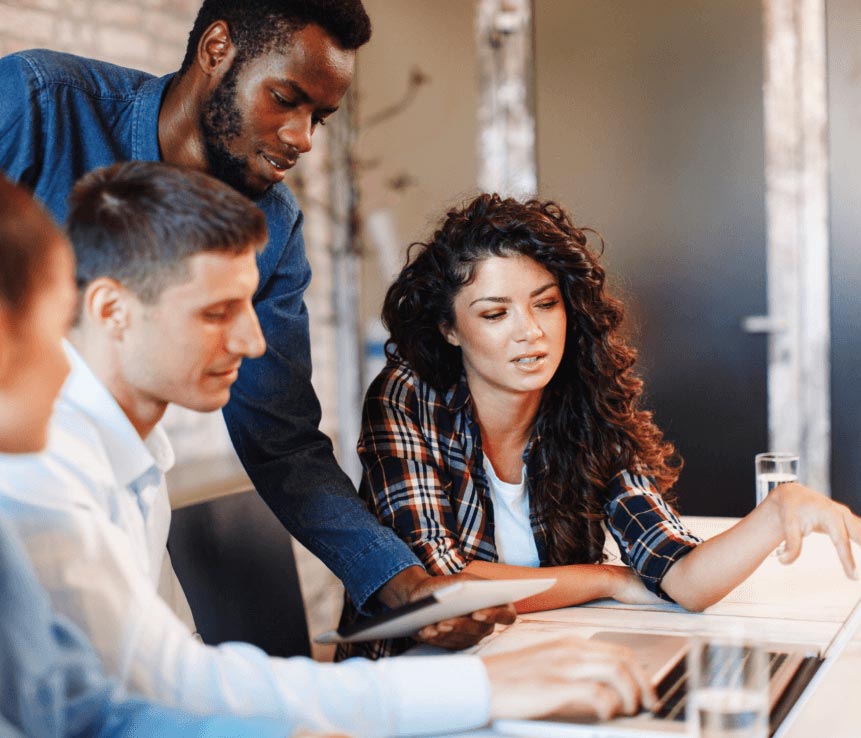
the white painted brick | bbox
[11,0,60,11]
[144,9,190,45]
[96,25,152,65]
[1,5,56,44]
[91,1,144,29]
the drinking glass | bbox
[754,452,798,506]
[687,636,768,738]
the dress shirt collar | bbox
[130,72,174,162]
[61,341,175,489]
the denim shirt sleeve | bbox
[222,193,420,609]
[0,54,42,186]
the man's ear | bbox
[439,322,460,347]
[197,20,237,78]
[83,278,130,339]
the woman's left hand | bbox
[764,482,861,578]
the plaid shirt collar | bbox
[443,371,543,469]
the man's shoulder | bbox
[2,49,154,98]
[0,400,114,513]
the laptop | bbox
[493,596,861,738]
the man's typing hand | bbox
[482,636,656,722]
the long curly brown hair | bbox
[382,193,682,565]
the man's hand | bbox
[482,636,655,722]
[378,567,517,650]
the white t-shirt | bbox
[483,456,540,567]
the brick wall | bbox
[1,0,198,75]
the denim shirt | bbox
[0,49,419,608]
[0,517,289,737]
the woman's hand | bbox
[763,482,861,578]
[606,565,665,606]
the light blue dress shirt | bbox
[0,515,290,737]
[0,345,491,737]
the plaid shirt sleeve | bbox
[604,470,702,601]
[358,364,469,576]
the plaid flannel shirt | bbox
[337,359,701,660]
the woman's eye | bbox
[537,299,559,310]
[482,311,506,321]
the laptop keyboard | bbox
[654,650,787,721]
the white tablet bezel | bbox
[315,577,556,644]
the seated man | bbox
[0,161,654,736]
[0,173,287,737]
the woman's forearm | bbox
[463,559,639,612]
[660,495,786,611]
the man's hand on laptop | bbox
[482,636,656,722]
[765,482,861,578]
[378,567,517,650]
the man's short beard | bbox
[199,61,263,200]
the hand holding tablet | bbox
[315,577,555,644]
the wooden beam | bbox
[476,0,537,198]
[761,0,830,492]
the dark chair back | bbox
[168,489,311,658]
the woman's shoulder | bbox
[367,358,436,402]
[365,358,457,418]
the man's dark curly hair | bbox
[382,193,683,566]
[179,0,371,75]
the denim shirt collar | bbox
[131,72,175,162]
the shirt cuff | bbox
[342,532,423,613]
[377,654,491,736]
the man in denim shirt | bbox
[0,0,510,637]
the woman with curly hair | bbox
[338,193,861,659]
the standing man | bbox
[0,0,492,638]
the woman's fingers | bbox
[825,511,858,579]
[778,514,804,565]
[776,485,860,579]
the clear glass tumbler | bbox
[754,452,798,506]
[687,637,768,738]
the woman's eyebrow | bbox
[530,281,558,297]
[468,282,557,307]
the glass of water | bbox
[754,452,798,506]
[687,637,768,738]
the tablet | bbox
[315,577,556,644]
